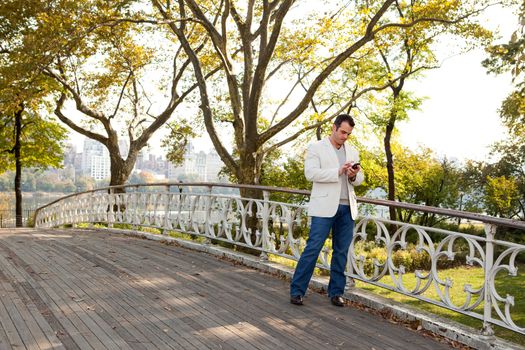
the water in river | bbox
[0,192,73,227]
[0,191,70,211]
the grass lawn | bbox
[356,265,525,346]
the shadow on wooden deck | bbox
[0,228,455,350]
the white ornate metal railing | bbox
[34,182,525,337]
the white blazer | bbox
[304,137,364,219]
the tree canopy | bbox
[153,0,497,196]
[482,0,525,220]
[1,0,210,187]
[1,0,69,225]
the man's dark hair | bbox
[334,114,355,129]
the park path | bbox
[0,228,454,350]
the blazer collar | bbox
[323,137,341,165]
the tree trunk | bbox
[237,151,264,254]
[238,152,263,200]
[109,157,134,191]
[384,84,403,222]
[384,118,396,222]
[108,143,138,189]
[107,145,137,213]
[14,108,23,227]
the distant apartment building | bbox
[90,154,111,180]
[81,139,111,180]
[205,150,223,182]
[195,151,206,178]
[166,141,224,182]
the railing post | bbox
[482,223,496,338]
[203,185,213,245]
[88,192,95,228]
[108,188,114,229]
[162,185,171,235]
[58,201,64,227]
[259,190,270,262]
[131,186,139,232]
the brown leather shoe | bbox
[290,295,304,305]
[330,296,345,307]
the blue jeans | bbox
[290,204,354,297]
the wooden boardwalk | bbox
[0,228,455,350]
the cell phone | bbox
[351,162,361,169]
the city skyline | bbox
[65,137,225,183]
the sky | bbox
[67,3,519,162]
[398,4,517,162]
[399,50,512,162]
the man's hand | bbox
[346,163,360,181]
[339,162,352,176]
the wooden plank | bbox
[0,253,59,350]
[29,239,198,350]
[29,256,160,350]
[66,234,281,350]
[52,242,207,349]
[175,248,450,350]
[29,234,213,350]
[117,242,315,349]
[11,285,60,350]
[64,231,360,348]
[0,239,131,350]
[0,241,98,350]
[65,243,257,350]
[89,230,451,350]
[0,249,66,350]
[125,243,351,349]
[0,279,26,349]
[0,237,85,349]
[0,279,39,350]
[0,326,11,350]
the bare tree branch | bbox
[372,3,497,35]
[110,71,133,119]
[184,0,244,138]
[247,0,294,140]
[269,70,304,126]
[263,66,432,155]
[53,93,108,144]
[259,0,396,146]
[152,0,239,176]
[44,70,97,119]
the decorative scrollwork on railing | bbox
[33,182,525,337]
[489,245,525,333]
[350,217,391,282]
[389,224,434,296]
[432,233,485,312]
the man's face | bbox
[331,121,353,146]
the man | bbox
[290,114,364,307]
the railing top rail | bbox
[357,197,525,230]
[34,181,525,230]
